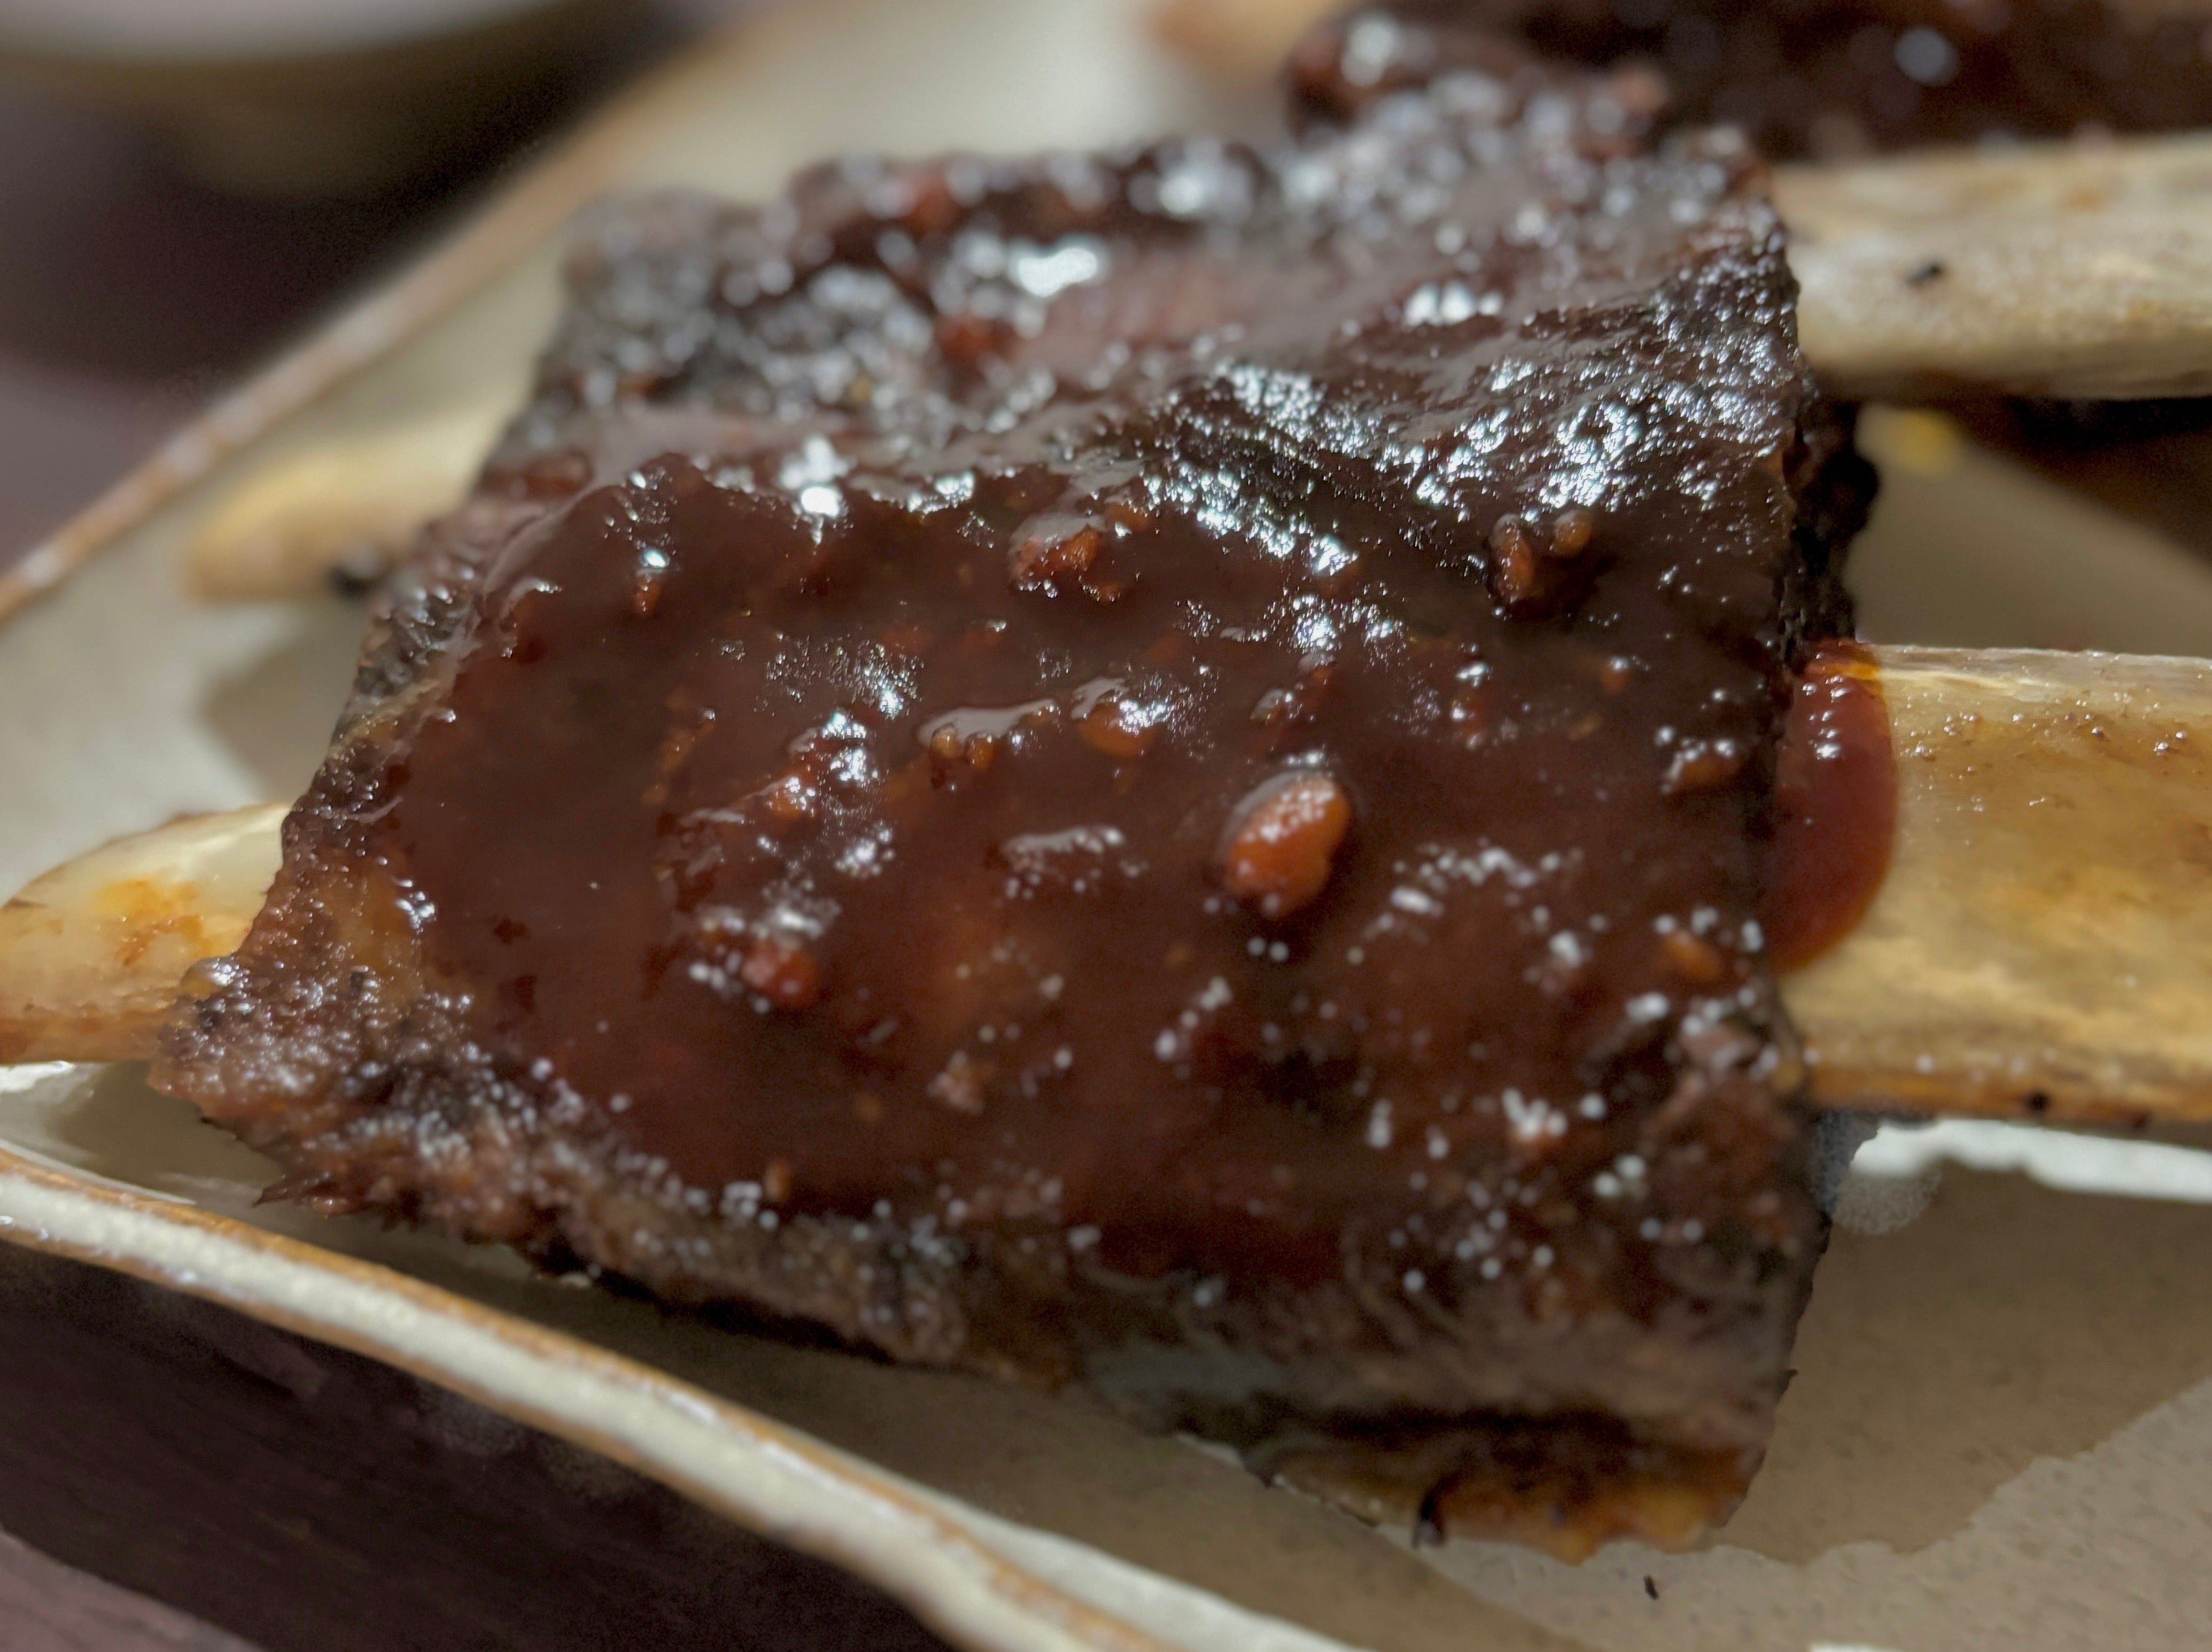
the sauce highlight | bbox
[1764,640,1897,972]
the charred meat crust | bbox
[159,45,1872,1550]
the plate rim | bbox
[0,11,775,629]
[0,1126,1193,1652]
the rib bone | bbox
[1779,134,2212,402]
[3,649,2208,1126]
[0,805,287,1063]
[1786,646,2212,1123]
[1152,0,2212,400]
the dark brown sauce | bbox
[180,58,1872,1300]
[1763,640,1896,972]
[159,33,1873,1516]
[360,107,1854,1293]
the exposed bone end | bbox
[185,403,507,603]
[0,804,288,1062]
[1149,0,1334,83]
[1783,647,2212,1124]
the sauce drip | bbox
[1763,640,1897,971]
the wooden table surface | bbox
[0,76,387,1650]
[1,1534,258,1652]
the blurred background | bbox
[0,0,742,563]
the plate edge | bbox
[0,1139,1182,1652]
[0,12,772,630]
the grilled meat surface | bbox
[1320,0,2212,160]
[158,33,1872,1552]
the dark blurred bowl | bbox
[0,0,657,196]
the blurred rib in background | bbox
[0,0,739,564]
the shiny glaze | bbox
[162,40,1872,1532]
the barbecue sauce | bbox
[1765,641,1897,972]
[160,28,1876,1549]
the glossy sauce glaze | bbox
[162,29,1875,1547]
[1765,640,1896,972]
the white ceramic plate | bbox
[10,3,2212,1648]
